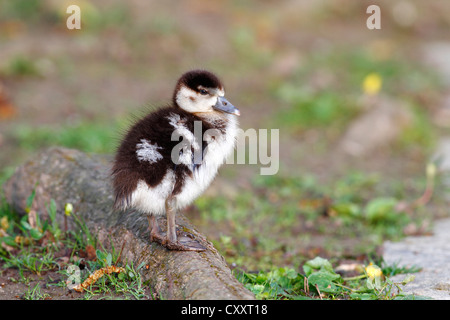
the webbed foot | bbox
[150,228,206,251]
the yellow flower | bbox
[426,163,436,180]
[65,203,73,216]
[362,73,382,95]
[365,263,383,279]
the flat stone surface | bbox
[383,219,450,300]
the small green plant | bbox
[22,283,51,300]
[236,257,422,300]
[236,267,306,300]
[66,209,97,250]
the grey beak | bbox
[214,96,240,116]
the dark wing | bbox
[112,108,178,209]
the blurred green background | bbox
[1,0,450,271]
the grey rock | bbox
[383,219,450,300]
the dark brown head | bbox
[173,70,240,116]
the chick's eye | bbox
[199,89,208,95]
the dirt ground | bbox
[1,1,450,299]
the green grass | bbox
[275,88,359,130]
[0,194,150,300]
[235,257,424,300]
[22,283,51,300]
[193,170,433,272]
[194,167,437,299]
[11,119,125,154]
[2,249,58,278]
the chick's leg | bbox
[162,198,205,251]
[147,214,164,243]
[166,199,177,243]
